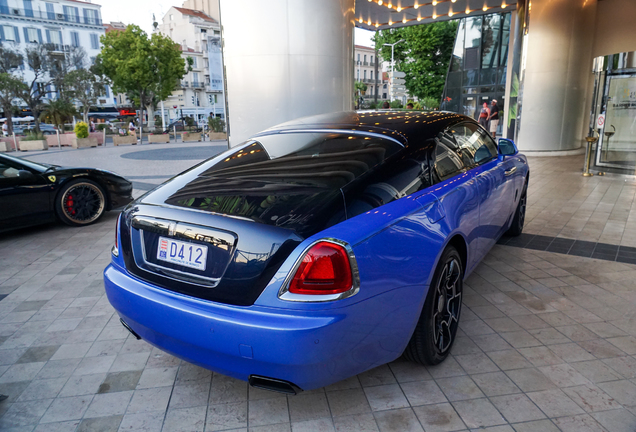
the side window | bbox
[450,122,498,166]
[433,140,465,182]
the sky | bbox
[93,0,376,47]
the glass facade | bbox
[442,12,511,132]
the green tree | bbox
[0,43,24,136]
[97,25,190,143]
[65,68,106,123]
[40,98,76,133]
[374,21,457,102]
[18,44,55,133]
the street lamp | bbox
[383,39,404,101]
[384,39,404,73]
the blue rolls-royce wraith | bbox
[104,111,529,393]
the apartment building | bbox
[354,44,389,105]
[156,5,225,125]
[0,0,113,107]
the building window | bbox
[370,71,373,80]
[23,0,33,17]
[70,31,80,47]
[357,54,360,62]
[364,54,367,63]
[25,28,40,43]
[46,30,62,45]
[191,56,197,68]
[193,72,199,85]
[45,2,55,20]
[63,6,80,23]
[363,70,367,80]
[0,0,8,14]
[371,55,374,64]
[90,33,99,49]
[170,14,174,20]
[2,25,15,41]
[83,8,100,25]
[356,69,359,80]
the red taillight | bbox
[114,214,120,250]
[289,242,353,295]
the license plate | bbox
[157,237,207,271]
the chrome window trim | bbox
[253,129,406,148]
[278,238,360,303]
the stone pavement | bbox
[1,150,636,431]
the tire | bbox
[404,246,463,365]
[506,182,527,237]
[55,179,107,226]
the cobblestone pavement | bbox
[1,150,636,431]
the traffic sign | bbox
[392,78,405,85]
[390,71,406,78]
[392,85,406,91]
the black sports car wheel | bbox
[506,182,527,237]
[55,179,106,226]
[404,246,463,365]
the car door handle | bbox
[504,167,517,176]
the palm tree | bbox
[40,99,76,145]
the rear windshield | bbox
[163,133,403,235]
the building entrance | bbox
[593,52,636,172]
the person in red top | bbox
[478,102,490,129]
[488,99,500,138]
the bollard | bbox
[174,126,177,143]
[583,136,597,177]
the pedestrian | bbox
[382,101,390,109]
[488,99,499,138]
[2,122,7,137]
[128,119,136,133]
[478,102,490,129]
[406,103,414,109]
[89,118,96,133]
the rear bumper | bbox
[104,263,424,390]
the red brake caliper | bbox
[66,194,75,215]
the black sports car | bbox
[0,153,133,232]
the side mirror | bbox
[498,138,518,157]
[18,170,34,178]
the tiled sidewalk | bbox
[1,155,636,431]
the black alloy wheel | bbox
[404,246,463,365]
[506,182,527,236]
[55,179,106,226]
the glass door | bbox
[597,74,636,169]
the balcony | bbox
[0,7,102,26]
[181,81,189,88]
[192,82,204,89]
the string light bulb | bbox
[465,8,470,13]
[402,17,407,23]
[432,13,437,18]
[449,10,454,15]
[414,1,419,8]
[502,2,507,7]
[368,18,372,24]
[387,3,392,8]
[432,0,437,4]
[389,19,393,25]
[397,6,402,11]
[359,17,363,23]
[482,5,487,10]
[378,0,383,5]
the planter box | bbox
[208,132,227,140]
[148,134,170,143]
[0,141,12,152]
[72,137,98,149]
[19,140,48,151]
[89,132,105,145]
[181,132,202,142]
[113,135,138,146]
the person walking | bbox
[478,102,490,129]
[488,99,499,138]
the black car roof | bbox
[257,110,469,144]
